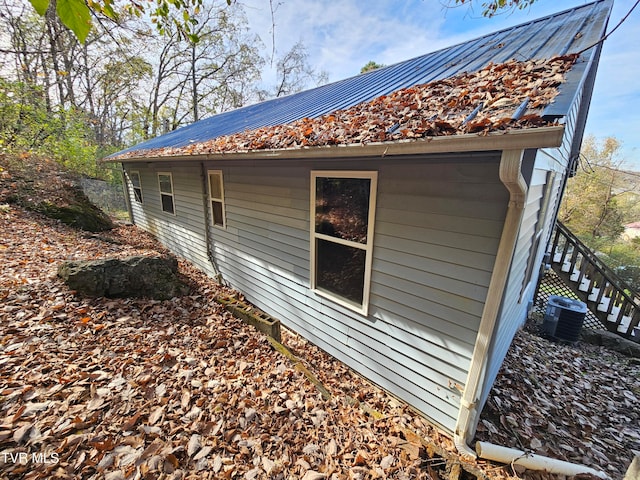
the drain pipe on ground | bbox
[475,442,608,479]
[453,149,610,479]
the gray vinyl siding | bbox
[124,154,509,433]
[201,154,506,434]
[124,164,215,277]
[478,158,565,414]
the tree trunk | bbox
[191,42,199,123]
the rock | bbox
[58,255,189,300]
[36,189,114,232]
[581,329,640,358]
[0,154,114,232]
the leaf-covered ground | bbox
[1,205,637,479]
[0,206,500,480]
[476,323,640,479]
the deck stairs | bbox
[548,221,640,340]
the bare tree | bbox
[259,41,328,100]
[1,0,271,151]
[141,2,263,132]
[446,0,538,17]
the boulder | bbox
[58,255,189,300]
[581,328,640,358]
[37,192,114,232]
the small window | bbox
[310,171,377,314]
[158,172,175,214]
[521,170,556,299]
[208,170,226,228]
[130,171,143,203]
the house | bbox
[623,221,640,241]
[106,1,612,456]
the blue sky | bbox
[240,0,640,169]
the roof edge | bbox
[108,126,565,164]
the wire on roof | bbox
[577,0,640,55]
[511,98,530,120]
[462,102,484,125]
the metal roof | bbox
[111,0,611,159]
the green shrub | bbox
[0,78,108,180]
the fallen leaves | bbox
[0,206,484,480]
[114,55,578,162]
[3,204,635,479]
[476,325,640,479]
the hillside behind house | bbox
[0,153,114,232]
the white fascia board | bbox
[109,125,565,164]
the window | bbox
[158,172,175,214]
[521,170,556,299]
[130,171,143,203]
[310,171,377,314]
[208,170,226,228]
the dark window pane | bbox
[133,187,143,203]
[315,177,370,244]
[131,173,141,188]
[316,238,365,305]
[212,200,224,226]
[159,175,172,194]
[161,194,174,214]
[209,173,223,199]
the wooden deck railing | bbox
[549,221,640,339]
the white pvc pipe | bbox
[476,441,609,479]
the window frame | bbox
[129,170,143,203]
[310,170,378,315]
[207,169,226,229]
[520,170,556,300]
[157,172,176,215]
